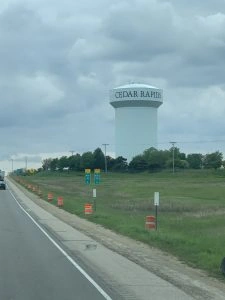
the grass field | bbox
[13,169,225,278]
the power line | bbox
[159,140,225,145]
[108,140,225,146]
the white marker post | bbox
[154,192,159,230]
[93,188,97,211]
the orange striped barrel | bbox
[48,193,53,202]
[57,196,64,207]
[84,203,93,215]
[145,215,156,230]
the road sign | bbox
[85,174,91,184]
[154,192,159,231]
[85,169,91,184]
[94,169,100,184]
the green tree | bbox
[177,159,189,169]
[179,152,186,160]
[42,158,52,171]
[143,147,170,171]
[50,158,59,171]
[167,147,188,170]
[58,156,69,171]
[80,151,94,170]
[112,156,128,171]
[169,147,183,158]
[129,155,148,171]
[106,156,115,171]
[93,148,105,169]
[187,153,203,169]
[203,151,223,170]
[68,154,81,171]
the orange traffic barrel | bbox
[145,215,156,230]
[48,193,53,202]
[84,203,93,215]
[57,196,64,207]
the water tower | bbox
[110,83,163,161]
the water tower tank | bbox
[110,83,163,161]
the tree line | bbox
[41,147,224,172]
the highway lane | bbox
[0,188,114,300]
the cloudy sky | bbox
[0,0,225,172]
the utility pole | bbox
[102,144,109,173]
[70,150,75,156]
[169,142,176,174]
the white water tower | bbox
[110,83,163,161]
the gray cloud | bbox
[0,0,225,171]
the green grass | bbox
[13,169,225,278]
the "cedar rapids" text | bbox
[115,90,162,99]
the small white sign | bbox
[93,188,97,198]
[154,192,159,206]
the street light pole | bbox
[169,142,176,174]
[102,144,109,173]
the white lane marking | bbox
[9,189,113,300]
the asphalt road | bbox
[0,188,113,300]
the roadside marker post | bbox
[93,188,97,211]
[154,192,159,231]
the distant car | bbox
[0,180,6,190]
